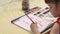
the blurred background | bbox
[0,0,48,34]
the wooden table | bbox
[0,0,49,34]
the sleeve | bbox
[56,17,60,25]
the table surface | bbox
[0,0,48,34]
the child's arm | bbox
[30,23,41,34]
[30,22,60,34]
[50,23,60,34]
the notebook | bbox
[11,13,54,33]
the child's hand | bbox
[30,23,40,34]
